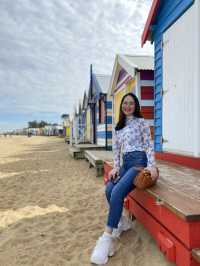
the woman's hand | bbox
[144,166,159,181]
[108,168,119,181]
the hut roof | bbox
[119,55,154,72]
[108,54,154,96]
[141,0,161,46]
[93,74,111,95]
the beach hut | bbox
[85,66,93,143]
[85,97,92,143]
[87,64,98,145]
[71,107,79,144]
[108,54,154,136]
[77,102,84,142]
[92,74,112,150]
[81,91,88,143]
[72,92,92,145]
[142,0,200,169]
[87,65,112,148]
[61,114,71,142]
[70,102,87,144]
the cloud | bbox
[0,0,153,131]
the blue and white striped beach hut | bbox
[87,65,112,149]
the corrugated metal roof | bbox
[94,74,111,94]
[120,55,154,71]
[108,54,154,96]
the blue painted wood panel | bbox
[152,0,194,152]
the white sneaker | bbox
[90,233,115,265]
[112,216,132,238]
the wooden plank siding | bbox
[152,0,195,152]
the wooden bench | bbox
[74,144,105,151]
[69,147,84,159]
[103,160,200,266]
[84,150,113,177]
[69,144,105,160]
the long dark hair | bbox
[115,93,143,131]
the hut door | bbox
[86,109,91,142]
[162,4,197,155]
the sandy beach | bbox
[0,136,173,266]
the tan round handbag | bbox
[134,167,159,190]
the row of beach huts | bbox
[69,55,154,150]
[66,1,200,266]
[9,124,64,137]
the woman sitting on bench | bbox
[90,92,159,265]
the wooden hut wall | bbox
[145,0,195,152]
[86,108,91,142]
[139,70,155,138]
[96,97,113,150]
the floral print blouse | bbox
[113,117,156,170]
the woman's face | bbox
[122,95,136,116]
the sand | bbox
[0,136,173,266]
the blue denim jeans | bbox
[105,151,147,228]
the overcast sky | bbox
[0,0,153,132]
